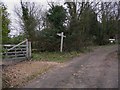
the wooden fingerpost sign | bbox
[57,32,66,52]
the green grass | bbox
[32,51,81,63]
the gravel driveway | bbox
[23,45,118,88]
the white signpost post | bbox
[57,32,66,52]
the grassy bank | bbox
[31,44,117,63]
[32,51,82,63]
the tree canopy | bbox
[1,2,10,44]
[3,1,119,51]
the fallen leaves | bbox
[2,61,59,88]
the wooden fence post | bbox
[26,39,29,59]
[26,39,31,60]
[28,41,31,59]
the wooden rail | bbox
[2,39,31,63]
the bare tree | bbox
[14,1,45,41]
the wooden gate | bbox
[2,39,31,65]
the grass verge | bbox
[32,51,83,63]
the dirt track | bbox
[23,45,118,88]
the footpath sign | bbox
[57,32,66,52]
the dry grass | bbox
[2,61,59,88]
